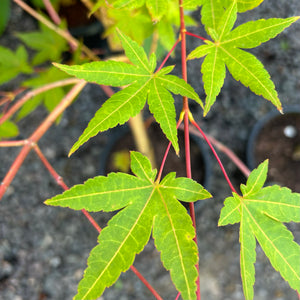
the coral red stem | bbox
[179,0,200,298]
[191,120,238,194]
[186,31,208,41]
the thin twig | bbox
[0,81,86,200]
[180,123,251,177]
[13,0,99,61]
[0,78,82,125]
[179,0,200,298]
[191,120,238,194]
[42,0,61,25]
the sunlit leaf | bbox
[219,160,300,299]
[46,151,212,299]
[188,3,299,114]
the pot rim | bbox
[246,105,300,170]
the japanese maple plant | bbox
[1,0,300,299]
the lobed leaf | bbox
[217,0,237,41]
[45,172,152,211]
[75,200,153,299]
[219,161,300,299]
[117,28,151,73]
[55,31,200,155]
[153,189,198,300]
[224,17,300,49]
[158,75,203,107]
[16,23,68,65]
[69,81,149,156]
[201,48,226,116]
[220,46,282,111]
[0,45,32,84]
[148,78,179,153]
[239,211,256,300]
[46,152,211,299]
[53,61,149,87]
[189,7,298,114]
[160,172,212,202]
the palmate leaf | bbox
[45,151,212,300]
[219,160,300,300]
[189,1,299,115]
[55,30,202,156]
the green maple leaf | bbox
[16,22,68,65]
[54,29,202,156]
[0,118,19,140]
[188,0,299,115]
[45,151,212,300]
[0,45,33,84]
[17,67,70,121]
[219,160,300,300]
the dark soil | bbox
[252,111,300,192]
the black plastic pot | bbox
[99,123,212,207]
[247,105,300,192]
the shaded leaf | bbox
[0,119,19,140]
[0,0,10,36]
[0,46,32,84]
[16,22,68,65]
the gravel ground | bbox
[1,1,300,300]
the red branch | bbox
[179,123,251,178]
[179,0,201,298]
[191,120,238,194]
[186,31,208,41]
[0,81,86,200]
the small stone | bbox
[283,125,297,138]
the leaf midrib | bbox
[75,79,151,148]
[49,185,152,204]
[222,18,297,46]
[157,188,194,299]
[82,188,155,299]
[219,45,276,101]
[243,203,300,280]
